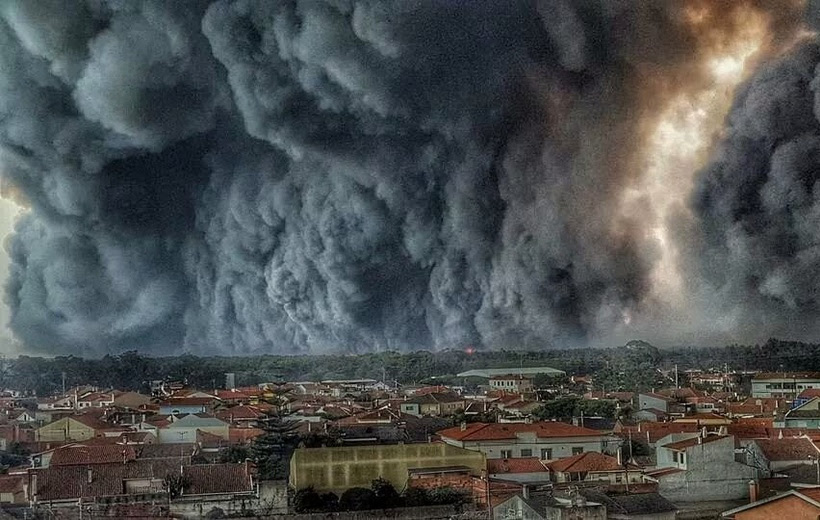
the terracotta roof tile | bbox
[0,475,23,493]
[182,463,253,495]
[799,487,820,501]
[68,414,116,431]
[487,458,547,474]
[754,438,820,461]
[437,422,606,441]
[619,422,701,443]
[228,428,265,444]
[215,405,263,422]
[546,452,639,473]
[50,444,137,466]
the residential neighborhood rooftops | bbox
[545,452,639,473]
[438,422,605,441]
[50,444,137,466]
[487,458,548,474]
[798,388,820,399]
[754,438,819,461]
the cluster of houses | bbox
[0,369,819,518]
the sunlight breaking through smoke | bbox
[626,10,770,314]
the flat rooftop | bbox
[457,367,565,378]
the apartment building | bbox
[751,372,820,399]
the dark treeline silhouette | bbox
[1,338,816,396]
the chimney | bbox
[748,480,758,503]
[522,485,529,499]
[460,422,467,431]
[617,447,623,466]
[87,468,93,484]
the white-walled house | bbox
[649,434,757,502]
[436,422,619,460]
[157,414,229,444]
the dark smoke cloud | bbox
[0,0,806,355]
[689,30,820,339]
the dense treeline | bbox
[0,338,816,396]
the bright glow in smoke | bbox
[624,10,770,314]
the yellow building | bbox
[36,416,109,442]
[289,442,486,493]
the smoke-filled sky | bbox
[0,0,818,356]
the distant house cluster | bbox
[2,364,820,518]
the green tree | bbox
[219,445,250,463]
[251,412,300,480]
[427,486,469,506]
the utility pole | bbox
[674,365,679,389]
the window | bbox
[521,449,532,457]
[501,450,512,458]
[615,474,623,483]
[572,447,583,455]
[673,452,679,463]
[541,448,552,460]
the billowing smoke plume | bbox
[0,0,807,355]
[688,20,820,339]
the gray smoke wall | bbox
[0,0,807,355]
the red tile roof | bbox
[182,463,253,495]
[68,414,116,431]
[617,422,701,443]
[799,487,820,501]
[673,412,731,422]
[437,422,605,441]
[32,460,183,500]
[799,389,820,399]
[661,435,728,451]
[215,405,263,422]
[487,458,548,474]
[159,397,215,406]
[727,425,815,440]
[50,444,137,466]
[30,460,252,501]
[754,438,820,461]
[0,475,23,494]
[215,390,251,401]
[228,427,265,444]
[546,452,639,473]
[334,407,406,425]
